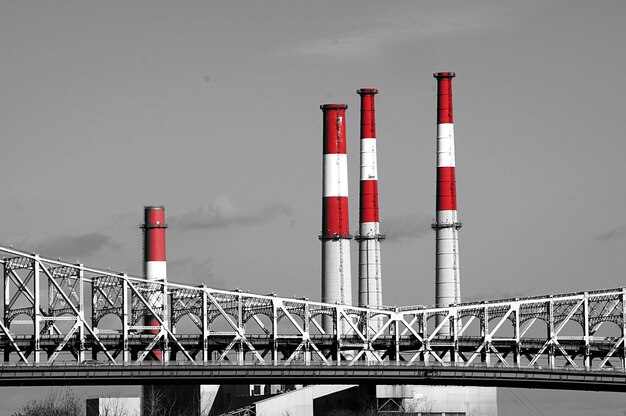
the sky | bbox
[1,0,626,414]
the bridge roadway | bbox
[0,362,625,391]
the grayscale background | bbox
[1,1,625,414]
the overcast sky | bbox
[2,1,626,414]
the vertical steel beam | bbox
[304,302,311,365]
[202,288,209,364]
[335,307,342,366]
[451,308,458,364]
[269,298,280,365]
[3,265,9,322]
[583,292,590,370]
[622,289,626,370]
[394,311,400,365]
[162,282,169,364]
[237,292,244,364]
[33,256,41,363]
[91,275,98,361]
[483,304,490,366]
[3,264,10,363]
[423,313,429,365]
[365,309,374,364]
[548,298,555,369]
[122,276,130,364]
[77,264,85,363]
[514,302,520,368]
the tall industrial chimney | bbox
[320,104,352,333]
[355,89,384,328]
[432,73,461,318]
[141,205,167,360]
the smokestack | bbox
[355,89,384,325]
[320,104,352,333]
[432,72,461,318]
[141,205,167,360]
[143,206,167,282]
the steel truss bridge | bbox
[1,245,626,390]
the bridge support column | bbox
[514,304,520,368]
[621,289,626,371]
[237,340,244,364]
[77,264,86,363]
[481,306,489,366]
[548,298,555,369]
[548,345,556,369]
[451,310,459,364]
[583,292,590,370]
[335,308,342,365]
[122,277,131,364]
[3,264,10,363]
[161,282,170,364]
[393,312,400,365]
[33,256,41,364]
[484,342,491,367]
[202,289,209,364]
[272,298,278,366]
[514,344,521,368]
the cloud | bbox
[384,214,432,242]
[595,225,626,241]
[463,289,534,303]
[168,257,224,288]
[282,3,507,58]
[22,233,120,259]
[170,195,292,231]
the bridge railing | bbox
[1,245,625,373]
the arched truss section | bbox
[591,320,622,338]
[0,244,625,373]
[209,312,239,330]
[518,317,549,339]
[96,313,124,331]
[244,313,271,336]
[487,316,515,338]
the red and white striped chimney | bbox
[320,104,352,333]
[432,72,461,315]
[356,89,384,317]
[141,205,167,360]
[143,206,167,282]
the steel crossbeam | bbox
[0,245,625,378]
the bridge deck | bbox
[0,363,624,391]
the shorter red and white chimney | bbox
[143,206,167,282]
[141,206,167,360]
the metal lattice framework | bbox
[1,245,625,374]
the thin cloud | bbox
[168,257,223,287]
[595,225,626,241]
[282,4,507,58]
[21,233,120,259]
[384,214,432,242]
[171,195,293,231]
[464,289,534,304]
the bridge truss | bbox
[1,245,625,374]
